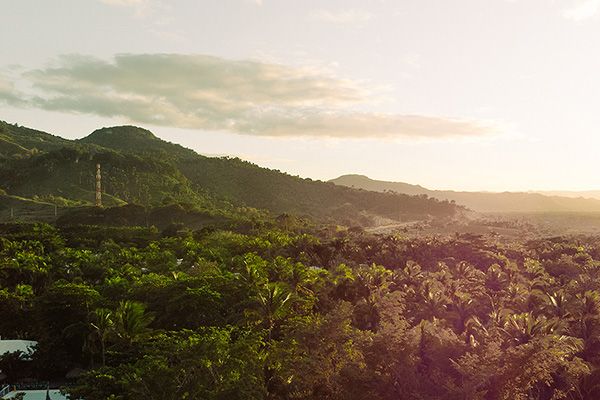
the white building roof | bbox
[0,341,37,357]
[2,389,68,400]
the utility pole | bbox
[95,163,102,207]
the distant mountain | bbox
[534,190,600,200]
[331,174,600,213]
[0,120,462,225]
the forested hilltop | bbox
[2,221,600,399]
[0,121,461,226]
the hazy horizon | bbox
[3,0,600,192]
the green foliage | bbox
[69,328,266,400]
[3,221,600,398]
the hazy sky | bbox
[1,0,600,191]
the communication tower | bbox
[95,163,102,207]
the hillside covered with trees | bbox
[0,121,461,226]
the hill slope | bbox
[0,121,462,225]
[331,174,600,213]
[0,120,70,158]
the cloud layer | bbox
[0,53,495,138]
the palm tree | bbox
[504,282,528,312]
[89,308,113,366]
[542,290,572,319]
[399,262,423,287]
[464,315,490,347]
[485,264,508,292]
[419,281,448,321]
[239,256,268,290]
[253,283,292,340]
[573,291,600,361]
[452,262,485,290]
[287,263,314,297]
[113,300,153,344]
[447,293,474,333]
[502,312,563,345]
[576,291,600,320]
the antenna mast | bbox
[95,163,102,207]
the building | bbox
[0,341,37,359]
[1,389,68,400]
[0,341,70,399]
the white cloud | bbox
[234,111,497,139]
[0,53,496,139]
[0,73,24,106]
[562,0,600,21]
[310,9,373,24]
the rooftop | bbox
[2,389,68,400]
[0,341,37,357]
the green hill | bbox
[79,126,197,159]
[0,120,70,156]
[0,121,461,226]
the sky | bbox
[1,0,600,192]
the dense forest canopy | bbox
[1,218,600,399]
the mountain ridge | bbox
[330,174,600,213]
